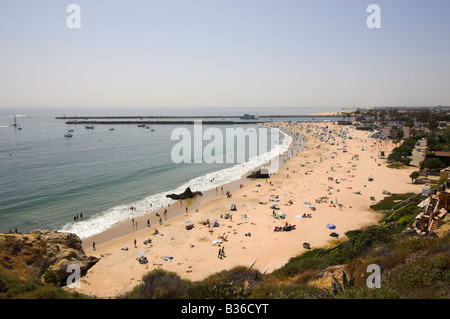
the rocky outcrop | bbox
[0,230,99,285]
[39,230,99,284]
[247,168,270,179]
[166,187,203,200]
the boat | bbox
[151,128,155,131]
[109,128,115,131]
[68,129,74,132]
[64,132,73,137]
[15,115,23,130]
[85,125,95,129]
[138,123,146,127]
[145,126,150,129]
[240,113,259,120]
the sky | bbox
[0,0,449,109]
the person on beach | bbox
[147,219,150,227]
[134,239,137,248]
[93,242,96,251]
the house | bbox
[435,151,450,166]
[415,179,449,233]
[440,166,450,180]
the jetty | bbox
[56,114,342,120]
[63,120,265,125]
[56,114,343,125]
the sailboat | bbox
[15,115,22,130]
[65,124,73,137]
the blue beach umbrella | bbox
[327,224,336,229]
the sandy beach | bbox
[75,122,423,298]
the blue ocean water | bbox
[0,106,343,238]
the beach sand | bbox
[74,122,422,298]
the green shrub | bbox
[202,266,263,299]
[345,230,363,239]
[249,282,328,299]
[383,205,418,223]
[382,253,450,298]
[128,269,189,299]
[334,287,401,299]
[394,216,415,232]
[330,226,391,264]
[370,193,416,211]
[273,251,331,277]
[43,270,59,286]
[0,269,90,299]
[210,281,247,299]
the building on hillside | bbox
[435,152,450,166]
[415,178,449,233]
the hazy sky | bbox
[0,0,449,108]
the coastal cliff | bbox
[0,230,99,285]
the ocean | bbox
[0,106,344,238]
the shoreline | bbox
[80,125,303,250]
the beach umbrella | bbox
[327,224,336,229]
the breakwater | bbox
[56,114,341,120]
[64,120,264,125]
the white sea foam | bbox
[59,128,295,239]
